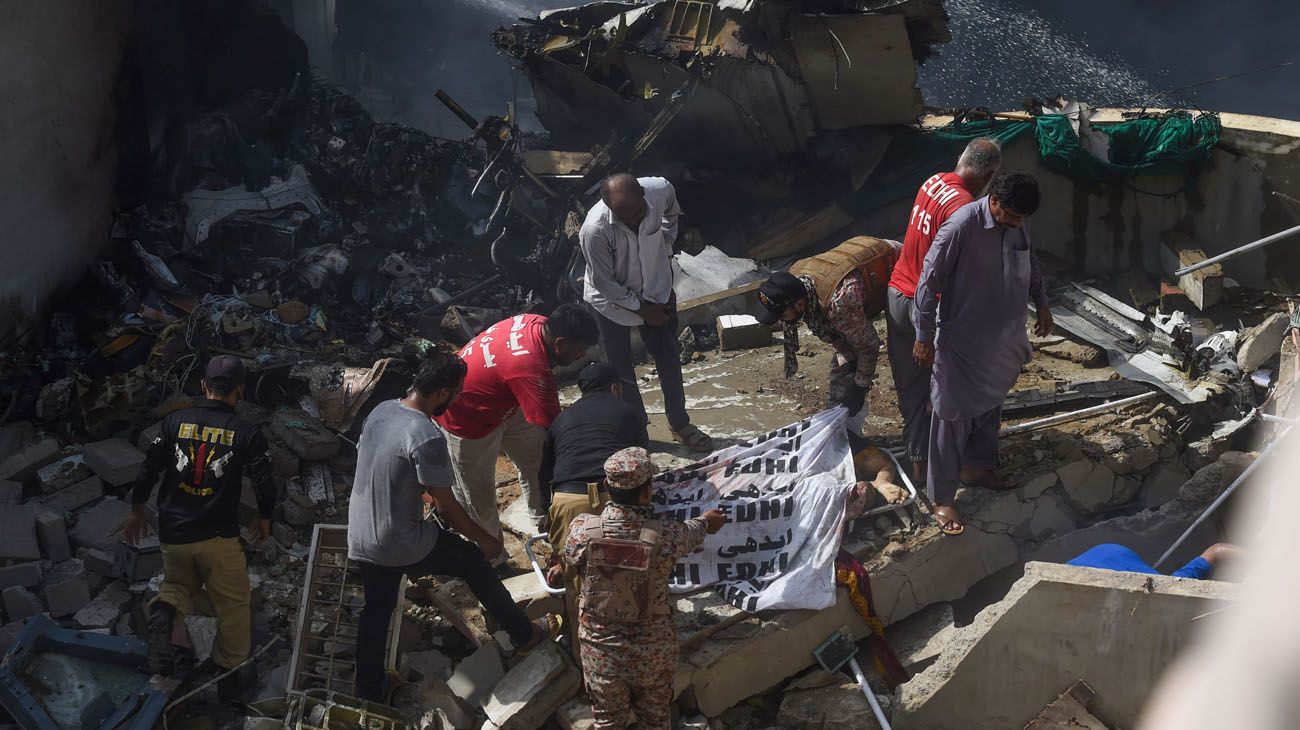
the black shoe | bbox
[217,664,256,705]
[146,602,177,675]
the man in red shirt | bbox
[436,304,600,557]
[885,137,1001,483]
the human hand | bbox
[913,341,935,367]
[639,303,669,327]
[702,509,728,534]
[838,382,868,415]
[123,510,150,546]
[545,563,565,588]
[1034,308,1054,337]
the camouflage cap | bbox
[604,446,655,491]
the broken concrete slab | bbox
[1236,311,1289,371]
[0,436,61,482]
[1140,463,1192,509]
[0,562,43,591]
[684,586,873,717]
[1059,460,1116,513]
[2,586,43,621]
[0,504,42,561]
[777,680,887,729]
[1017,472,1058,500]
[867,527,1020,626]
[403,671,477,730]
[893,562,1235,730]
[282,492,318,527]
[34,508,71,562]
[78,547,116,577]
[402,649,453,682]
[45,575,92,617]
[887,602,956,676]
[40,474,105,512]
[0,478,22,504]
[83,438,146,486]
[69,498,131,551]
[271,410,340,461]
[447,642,504,707]
[481,642,581,730]
[73,581,131,628]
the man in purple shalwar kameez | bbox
[912,173,1053,534]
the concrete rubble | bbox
[0,1,1295,730]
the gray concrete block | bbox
[447,642,504,707]
[69,498,130,552]
[482,642,580,730]
[0,422,35,458]
[2,586,43,621]
[0,505,41,561]
[34,508,72,562]
[0,479,22,504]
[0,436,61,482]
[82,438,146,486]
[0,562,42,591]
[77,547,116,577]
[40,475,104,513]
[45,575,92,617]
[73,581,130,628]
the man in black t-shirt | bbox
[126,355,273,701]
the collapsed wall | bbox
[892,561,1236,730]
[0,2,133,336]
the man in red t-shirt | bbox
[436,304,600,555]
[885,137,1001,482]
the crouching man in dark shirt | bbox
[125,355,273,702]
[538,361,649,653]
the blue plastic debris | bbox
[0,614,179,730]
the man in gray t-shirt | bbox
[347,397,452,565]
[348,351,551,702]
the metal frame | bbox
[287,524,405,696]
[0,614,178,730]
[523,445,920,596]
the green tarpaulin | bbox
[843,111,1222,216]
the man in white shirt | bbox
[579,173,713,452]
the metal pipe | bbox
[1174,222,1300,276]
[848,657,893,730]
[1001,391,1160,435]
[1261,413,1300,425]
[1154,425,1292,569]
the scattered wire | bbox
[162,636,284,730]
[1104,58,1296,109]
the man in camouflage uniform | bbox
[564,447,726,729]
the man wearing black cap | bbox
[126,355,274,702]
[538,362,648,656]
[756,237,900,438]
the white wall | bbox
[0,0,132,336]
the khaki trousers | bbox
[548,485,608,660]
[157,536,251,669]
[444,409,546,541]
